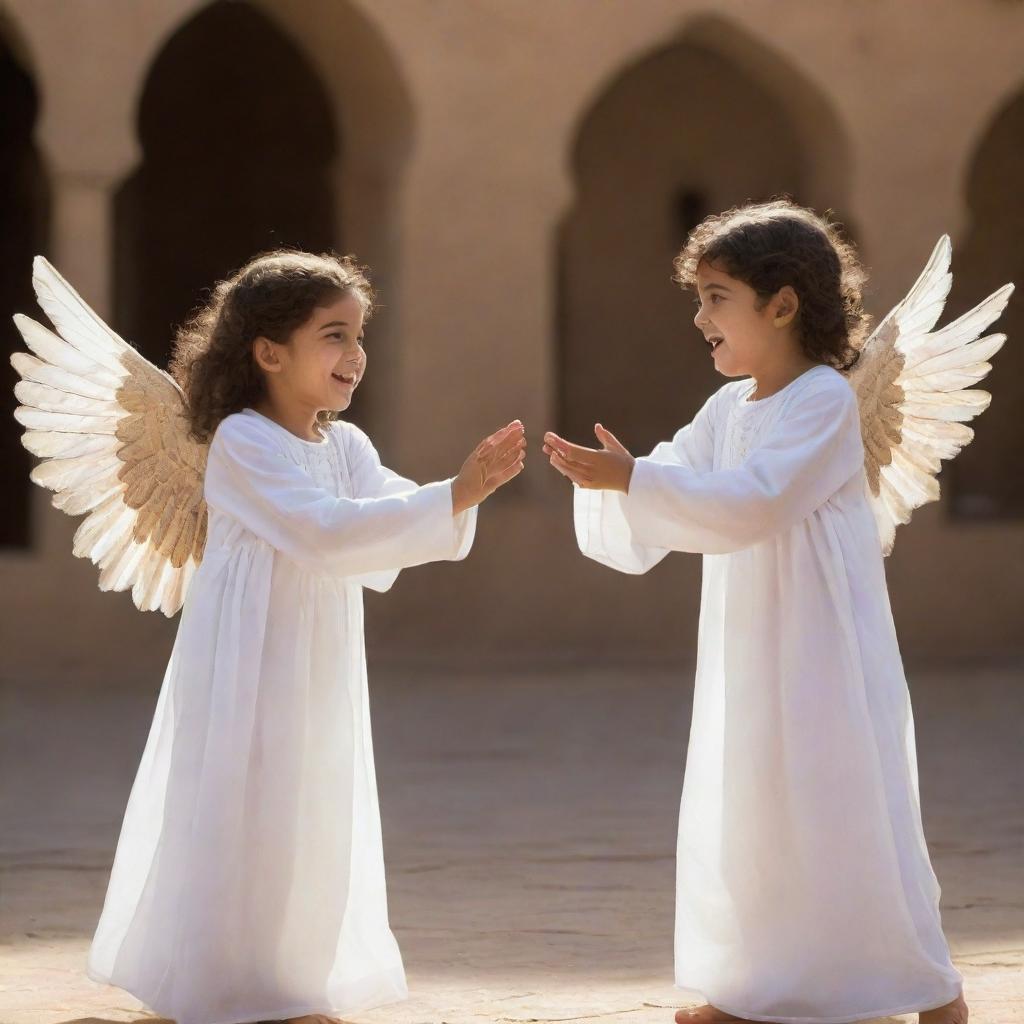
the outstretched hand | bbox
[452,420,526,515]
[543,424,635,492]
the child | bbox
[542,199,1005,1024]
[14,250,525,1024]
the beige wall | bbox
[1,0,1022,682]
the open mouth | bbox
[707,336,724,352]
[332,372,358,387]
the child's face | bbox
[260,291,367,413]
[692,260,792,379]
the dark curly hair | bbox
[673,198,869,371]
[169,249,375,442]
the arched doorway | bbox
[0,20,48,548]
[114,1,344,412]
[558,24,850,455]
[947,86,1024,519]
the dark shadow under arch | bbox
[557,29,851,453]
[0,20,49,549]
[114,1,347,414]
[947,86,1024,519]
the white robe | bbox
[575,365,962,1023]
[87,408,476,1024]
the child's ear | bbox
[773,286,799,328]
[252,336,282,374]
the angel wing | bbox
[847,235,1013,555]
[10,256,208,615]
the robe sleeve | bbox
[204,416,476,580]
[573,390,720,574]
[619,377,864,555]
[342,425,477,592]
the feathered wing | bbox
[847,235,1013,554]
[11,256,208,615]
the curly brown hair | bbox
[169,249,375,442]
[673,198,869,371]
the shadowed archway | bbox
[557,18,851,455]
[114,1,340,409]
[0,16,49,549]
[947,85,1024,519]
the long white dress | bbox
[575,364,962,1023]
[87,408,476,1024]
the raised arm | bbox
[621,380,863,554]
[205,417,473,580]
[342,424,476,591]
[568,391,720,573]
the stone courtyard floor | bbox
[1,662,1020,1024]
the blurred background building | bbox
[1,0,1022,682]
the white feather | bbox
[15,381,124,417]
[10,351,118,401]
[13,314,126,385]
[15,407,123,434]
[11,258,218,615]
[20,431,113,459]
[849,237,1012,554]
[31,257,135,374]
[53,476,123,516]
[30,452,122,492]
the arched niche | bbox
[0,15,49,549]
[557,18,852,455]
[113,1,355,420]
[946,85,1024,519]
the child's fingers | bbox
[490,445,525,476]
[492,457,525,489]
[542,438,582,465]
[549,448,591,485]
[486,450,525,488]
[543,431,575,459]
[543,433,596,466]
[494,431,527,457]
[472,437,495,459]
[491,420,524,443]
[595,423,629,455]
[475,421,523,456]
[481,436,525,473]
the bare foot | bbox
[675,1006,756,1024]
[919,993,968,1024]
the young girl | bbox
[543,200,984,1024]
[69,251,526,1024]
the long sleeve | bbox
[204,417,476,580]
[342,425,477,592]
[621,378,864,555]
[573,391,720,573]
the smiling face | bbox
[254,290,367,414]
[693,260,775,378]
[692,259,799,379]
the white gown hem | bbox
[675,980,964,1024]
[86,966,408,1024]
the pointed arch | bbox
[114,0,413,439]
[114,1,337,367]
[947,84,1024,519]
[557,17,851,453]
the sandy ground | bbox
[0,662,1020,1024]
